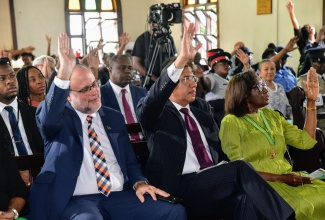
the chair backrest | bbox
[14,153,44,183]
[288,86,325,172]
[126,123,149,171]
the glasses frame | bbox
[252,81,267,93]
[70,80,100,93]
[180,75,199,83]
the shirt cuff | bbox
[54,76,70,89]
[133,181,148,191]
[167,62,184,83]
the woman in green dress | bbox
[219,68,325,220]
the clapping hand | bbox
[304,67,319,101]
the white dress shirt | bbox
[109,81,138,123]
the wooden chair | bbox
[288,86,325,172]
[14,153,44,185]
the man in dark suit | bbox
[137,23,295,219]
[0,51,43,156]
[28,33,185,220]
[100,54,147,124]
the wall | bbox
[11,0,323,71]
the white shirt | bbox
[204,73,228,102]
[109,81,137,123]
[53,77,124,195]
[0,98,33,155]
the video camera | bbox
[148,3,182,26]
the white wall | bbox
[14,0,65,57]
[12,0,323,71]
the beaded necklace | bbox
[243,110,276,159]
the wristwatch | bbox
[9,208,19,219]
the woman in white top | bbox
[258,59,292,119]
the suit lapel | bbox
[98,108,121,160]
[103,84,121,111]
[0,115,14,155]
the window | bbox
[65,0,122,57]
[183,0,218,61]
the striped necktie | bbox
[86,115,111,196]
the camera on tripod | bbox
[148,3,182,27]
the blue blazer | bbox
[28,84,146,220]
[100,82,147,113]
[137,71,226,195]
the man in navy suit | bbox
[137,23,295,219]
[28,33,185,220]
[100,54,147,124]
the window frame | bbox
[65,0,123,56]
[183,0,219,60]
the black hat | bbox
[275,46,292,59]
[308,47,325,63]
[238,46,253,55]
[262,49,276,59]
[207,49,231,67]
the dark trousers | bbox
[61,190,186,220]
[176,160,295,220]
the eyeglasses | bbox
[252,81,267,93]
[180,76,199,83]
[70,80,100,93]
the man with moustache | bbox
[28,33,185,220]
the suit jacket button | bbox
[177,173,182,176]
[73,176,78,180]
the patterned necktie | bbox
[121,89,140,141]
[86,115,111,196]
[180,108,213,169]
[4,106,28,155]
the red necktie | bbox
[86,115,111,196]
[180,108,213,169]
[121,89,140,141]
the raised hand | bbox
[23,45,35,53]
[304,67,319,101]
[45,34,52,44]
[286,0,294,12]
[57,33,76,80]
[119,32,131,46]
[175,23,202,68]
[0,50,13,65]
[284,36,299,52]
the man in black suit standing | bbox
[0,51,43,156]
[137,23,295,219]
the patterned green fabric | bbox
[220,108,325,220]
